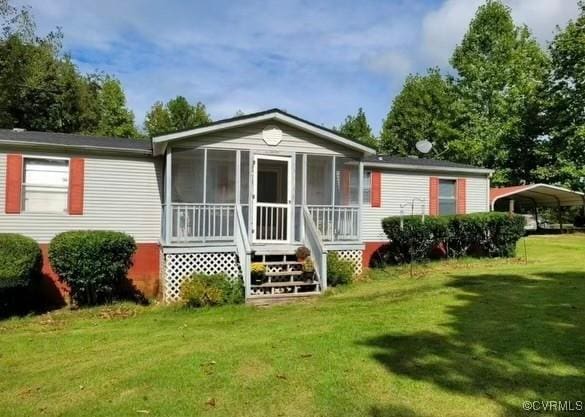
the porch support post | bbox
[164,146,172,243]
[331,156,336,241]
[203,148,207,243]
[358,159,364,241]
[249,152,254,241]
[301,153,307,242]
[290,153,295,243]
[236,150,241,204]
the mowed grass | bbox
[1,235,584,417]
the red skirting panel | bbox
[38,243,161,306]
[363,241,389,268]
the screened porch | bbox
[161,147,364,247]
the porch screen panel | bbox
[306,155,333,205]
[206,150,236,238]
[171,148,204,203]
[171,148,204,241]
[334,157,359,206]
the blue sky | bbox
[17,0,580,133]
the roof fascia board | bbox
[152,112,376,155]
[364,161,493,175]
[0,139,152,156]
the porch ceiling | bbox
[151,108,376,156]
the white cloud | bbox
[364,51,413,79]
[9,0,583,134]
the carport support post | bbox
[508,199,515,214]
[558,203,563,233]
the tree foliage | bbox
[337,108,377,149]
[449,0,550,185]
[377,0,559,187]
[379,68,460,156]
[144,96,211,136]
[94,77,138,138]
[542,1,585,190]
[0,0,138,138]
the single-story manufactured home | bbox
[0,109,493,303]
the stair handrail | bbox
[303,206,328,292]
[235,204,252,298]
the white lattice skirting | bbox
[332,250,363,276]
[163,252,241,302]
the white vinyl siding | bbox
[0,151,162,243]
[177,121,360,157]
[361,169,490,242]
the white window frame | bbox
[438,178,457,215]
[21,156,70,214]
[362,170,372,205]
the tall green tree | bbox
[337,108,377,149]
[144,96,211,136]
[144,101,172,136]
[0,0,139,138]
[94,77,138,138]
[379,68,460,156]
[449,0,549,185]
[543,1,585,190]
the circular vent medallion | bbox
[262,125,282,146]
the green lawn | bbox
[1,235,584,417]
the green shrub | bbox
[381,215,449,263]
[381,212,526,264]
[48,231,136,306]
[180,273,244,307]
[0,234,42,288]
[327,252,354,286]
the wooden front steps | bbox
[248,259,320,299]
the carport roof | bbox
[491,184,585,209]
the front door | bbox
[252,155,291,243]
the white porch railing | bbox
[303,207,327,292]
[255,203,289,242]
[235,205,252,299]
[307,205,360,241]
[165,203,360,244]
[170,203,235,243]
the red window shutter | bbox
[68,158,85,215]
[371,171,381,208]
[5,154,23,214]
[429,177,439,215]
[457,178,467,214]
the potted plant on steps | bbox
[302,256,315,283]
[251,262,266,286]
[295,246,310,262]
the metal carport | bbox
[491,184,585,230]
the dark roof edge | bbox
[364,157,493,173]
[0,138,153,156]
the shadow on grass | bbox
[362,271,585,416]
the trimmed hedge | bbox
[0,234,42,288]
[327,252,354,286]
[381,212,526,264]
[180,273,244,307]
[49,231,136,306]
